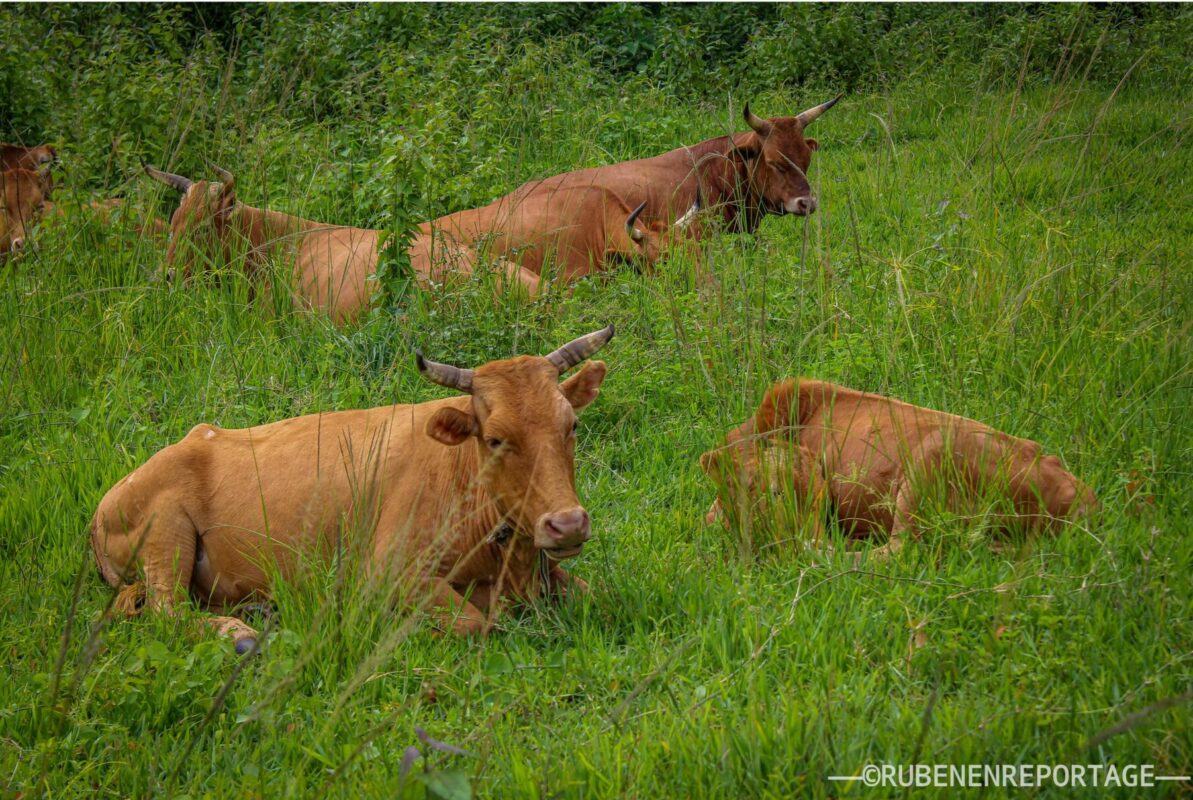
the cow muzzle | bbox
[8,237,24,253]
[536,507,591,558]
[784,196,818,216]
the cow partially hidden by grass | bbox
[90,326,614,652]
[522,97,840,237]
[1,168,49,260]
[701,379,1098,561]
[143,164,540,324]
[421,182,701,289]
[0,142,57,172]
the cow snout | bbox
[9,237,24,253]
[786,196,817,216]
[538,508,591,553]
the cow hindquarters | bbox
[92,479,260,650]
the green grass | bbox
[2,44,1192,800]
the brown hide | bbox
[149,167,536,323]
[90,328,614,649]
[421,183,689,288]
[702,379,1098,558]
[0,168,48,258]
[1,143,57,195]
[154,171,381,324]
[520,99,838,236]
[0,142,57,171]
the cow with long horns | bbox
[519,97,840,236]
[90,326,615,651]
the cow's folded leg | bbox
[205,615,261,654]
[854,483,917,565]
[139,523,259,653]
[509,265,540,298]
[546,565,588,600]
[141,520,197,615]
[426,577,489,636]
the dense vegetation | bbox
[2,4,1191,798]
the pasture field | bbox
[2,5,1191,798]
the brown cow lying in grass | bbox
[521,97,839,237]
[144,164,539,324]
[90,326,614,652]
[422,182,701,290]
[701,378,1098,561]
[146,163,686,321]
[1,167,49,260]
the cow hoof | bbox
[234,637,257,656]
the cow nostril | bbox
[546,509,590,541]
[11,239,24,252]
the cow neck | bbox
[679,135,759,233]
[445,433,541,578]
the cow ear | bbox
[426,406,477,446]
[560,360,607,410]
[755,379,797,435]
[805,138,820,152]
[729,132,761,164]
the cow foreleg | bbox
[546,565,588,601]
[499,260,540,299]
[426,578,489,636]
[860,483,914,562]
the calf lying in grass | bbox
[701,378,1098,560]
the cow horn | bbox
[142,160,192,193]
[796,94,843,127]
[624,201,647,243]
[544,325,615,374]
[212,164,235,190]
[675,187,702,229]
[743,103,773,137]
[415,352,474,393]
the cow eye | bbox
[568,420,578,438]
[485,437,503,451]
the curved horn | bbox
[544,325,615,374]
[795,94,842,127]
[211,164,235,190]
[743,103,772,137]
[415,352,474,393]
[625,201,647,243]
[675,186,702,229]
[142,160,192,193]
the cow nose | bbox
[545,508,591,545]
[10,237,24,252]
[790,196,817,216]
